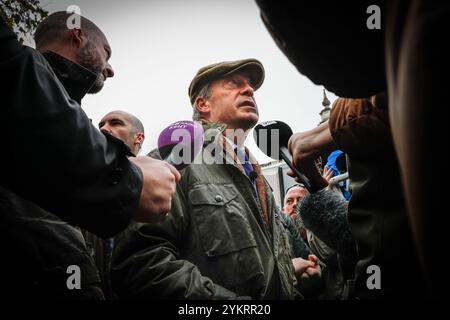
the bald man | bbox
[83,110,146,299]
[98,111,145,156]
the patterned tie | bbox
[236,148,259,200]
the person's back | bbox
[328,97,425,299]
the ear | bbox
[195,96,210,116]
[70,28,86,49]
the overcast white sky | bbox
[37,0,336,163]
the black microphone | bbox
[253,120,312,191]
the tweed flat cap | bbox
[188,58,265,105]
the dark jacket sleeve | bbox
[328,97,391,159]
[111,182,243,299]
[0,17,142,237]
[297,188,357,257]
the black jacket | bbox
[0,17,142,237]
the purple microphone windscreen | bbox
[157,120,204,169]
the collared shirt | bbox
[223,136,259,200]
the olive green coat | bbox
[111,125,299,299]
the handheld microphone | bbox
[253,120,312,191]
[157,120,204,170]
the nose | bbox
[100,124,112,134]
[240,82,254,97]
[104,62,114,78]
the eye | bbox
[104,46,111,60]
[112,119,124,126]
[223,78,240,89]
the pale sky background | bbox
[36,0,337,164]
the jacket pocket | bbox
[189,183,257,257]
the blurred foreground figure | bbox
[256,0,448,298]
[0,11,178,298]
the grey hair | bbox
[192,83,213,121]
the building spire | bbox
[319,88,332,124]
[322,88,330,107]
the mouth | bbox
[238,100,257,110]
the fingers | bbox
[130,156,181,224]
[305,265,321,277]
[287,169,301,183]
[308,254,318,265]
[287,169,294,177]
[166,163,181,182]
[323,165,335,182]
[287,134,295,154]
[292,257,315,275]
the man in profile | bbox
[0,12,178,298]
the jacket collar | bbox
[200,121,271,225]
[200,121,250,165]
[201,122,226,146]
[42,51,98,104]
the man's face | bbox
[98,112,138,152]
[76,32,114,93]
[283,186,308,216]
[203,73,259,130]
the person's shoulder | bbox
[147,148,162,160]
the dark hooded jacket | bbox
[0,17,142,237]
[0,17,142,298]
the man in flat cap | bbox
[111,59,321,299]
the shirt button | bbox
[215,195,223,202]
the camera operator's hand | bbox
[322,165,335,184]
[292,255,321,283]
[287,121,336,192]
[130,156,181,223]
